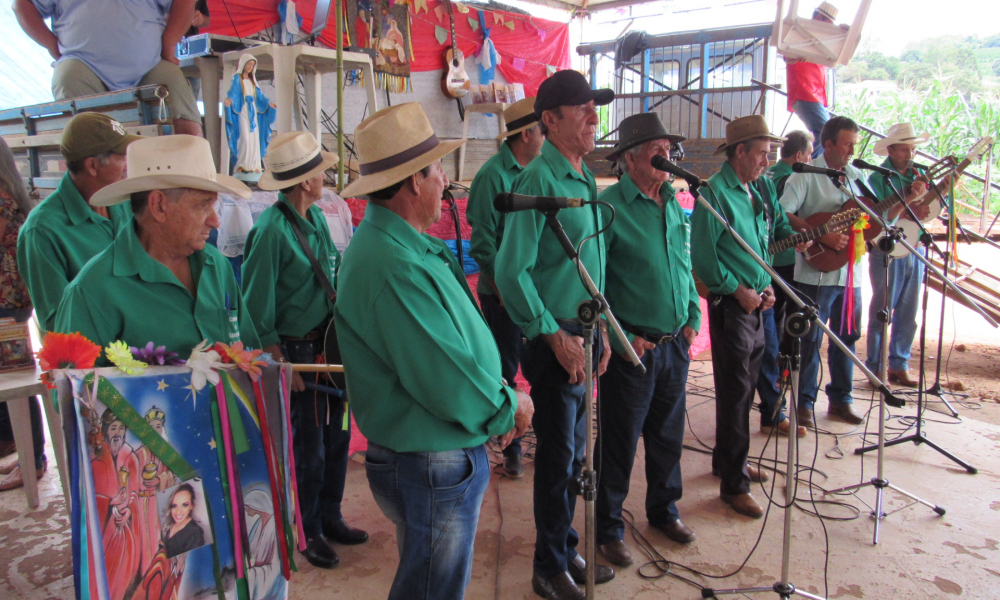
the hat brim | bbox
[90,173,252,207]
[495,122,539,140]
[713,134,786,157]
[606,133,688,162]
[341,138,466,199]
[873,134,931,156]
[257,151,340,191]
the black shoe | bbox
[531,571,585,600]
[503,453,524,478]
[302,536,339,568]
[323,519,369,545]
[567,554,614,584]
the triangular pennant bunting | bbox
[546,64,557,76]
[414,0,427,13]
[537,28,546,41]
[512,57,526,71]
[469,17,479,31]
[455,2,469,13]
[505,20,515,30]
[434,25,449,45]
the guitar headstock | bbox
[927,156,957,181]
[829,208,862,233]
[966,136,994,164]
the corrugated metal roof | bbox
[1,5,58,110]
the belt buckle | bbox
[657,333,674,344]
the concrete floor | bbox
[2,360,999,600]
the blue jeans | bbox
[285,339,350,539]
[795,284,862,410]
[596,335,689,544]
[755,307,786,427]
[479,292,523,458]
[791,100,829,158]
[522,323,600,577]
[365,442,490,600]
[866,247,924,373]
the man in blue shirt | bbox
[14,0,203,137]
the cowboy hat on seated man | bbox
[334,102,533,600]
[55,135,261,358]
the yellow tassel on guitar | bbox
[851,213,870,264]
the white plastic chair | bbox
[771,0,873,68]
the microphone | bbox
[910,161,930,172]
[650,155,707,188]
[493,192,586,213]
[852,158,895,177]
[792,162,846,178]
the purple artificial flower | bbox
[131,341,186,366]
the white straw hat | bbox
[873,123,930,156]
[495,97,539,140]
[258,131,339,191]
[341,103,465,198]
[90,135,251,206]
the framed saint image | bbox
[157,479,213,558]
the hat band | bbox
[505,114,537,133]
[272,152,326,181]
[360,134,440,176]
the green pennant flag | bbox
[435,25,448,45]
[468,17,479,31]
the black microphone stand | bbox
[538,208,642,600]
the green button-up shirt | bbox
[467,142,524,296]
[692,162,793,295]
[16,173,132,332]
[55,220,260,361]
[600,173,700,352]
[868,157,927,225]
[334,203,517,453]
[494,140,606,340]
[242,194,340,347]
[766,161,796,267]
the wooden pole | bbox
[291,364,345,372]
[336,0,345,191]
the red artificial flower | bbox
[35,332,102,388]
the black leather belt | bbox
[623,324,681,345]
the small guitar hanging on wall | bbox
[440,0,471,119]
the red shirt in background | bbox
[786,60,827,110]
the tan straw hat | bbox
[495,97,539,140]
[341,103,465,198]
[90,135,251,206]
[713,115,786,156]
[258,131,338,191]
[814,1,838,20]
[873,122,930,156]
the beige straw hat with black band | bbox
[258,131,339,191]
[495,97,539,140]
[713,115,786,157]
[814,1,838,21]
[341,103,465,199]
[90,135,251,207]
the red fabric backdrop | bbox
[205,0,570,97]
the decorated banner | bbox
[58,362,296,600]
[344,0,414,92]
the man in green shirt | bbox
[494,69,615,600]
[242,131,367,569]
[864,122,938,387]
[592,113,699,568]
[466,96,543,478]
[17,112,139,332]
[55,135,260,359]
[334,103,531,600]
[755,130,814,438]
[690,115,789,520]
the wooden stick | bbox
[291,364,345,373]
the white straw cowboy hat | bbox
[258,131,339,191]
[90,135,251,206]
[713,115,785,156]
[814,1,838,20]
[495,97,539,140]
[873,122,930,156]
[341,103,465,198]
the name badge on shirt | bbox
[228,309,240,342]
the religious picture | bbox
[225,54,278,177]
[348,0,411,89]
[244,486,284,600]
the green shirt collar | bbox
[56,173,108,227]
[498,142,523,173]
[111,221,211,290]
[718,161,746,192]
[365,202,446,259]
[538,139,591,184]
[769,161,793,179]
[617,172,674,205]
[277,192,319,234]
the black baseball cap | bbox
[534,70,614,118]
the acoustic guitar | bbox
[440,0,471,99]
[769,208,861,256]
